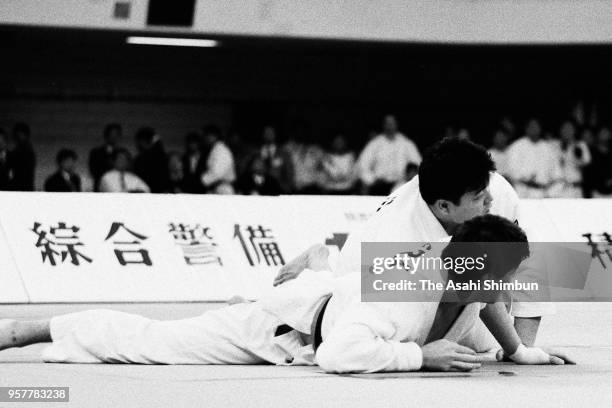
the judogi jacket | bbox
[261,267,484,373]
[336,172,554,318]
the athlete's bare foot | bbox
[0,319,19,351]
[0,319,51,351]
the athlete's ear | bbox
[433,199,452,216]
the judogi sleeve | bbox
[316,303,422,373]
[489,172,556,317]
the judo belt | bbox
[272,294,333,352]
[312,294,333,352]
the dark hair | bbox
[202,125,222,138]
[13,122,30,136]
[135,127,156,143]
[56,148,77,164]
[104,123,122,138]
[405,162,418,173]
[418,136,495,205]
[443,214,530,279]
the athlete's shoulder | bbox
[489,172,519,220]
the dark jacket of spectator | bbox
[585,145,612,196]
[10,145,36,191]
[44,171,81,192]
[182,151,207,193]
[134,127,168,194]
[89,124,122,192]
[89,145,117,191]
[237,156,282,196]
[10,123,36,191]
[0,149,13,190]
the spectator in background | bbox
[258,125,293,193]
[0,129,13,190]
[166,152,186,194]
[10,122,36,191]
[581,126,596,148]
[584,126,612,198]
[392,162,419,192]
[357,114,422,195]
[488,128,511,179]
[227,128,257,180]
[236,155,282,196]
[506,118,562,198]
[44,149,81,192]
[134,127,168,193]
[319,133,357,195]
[500,117,517,140]
[89,123,122,192]
[181,131,206,193]
[283,123,323,194]
[99,148,150,193]
[200,125,236,195]
[550,121,591,198]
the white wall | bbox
[1,0,612,44]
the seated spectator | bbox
[227,128,257,180]
[236,155,282,196]
[258,125,293,193]
[181,131,206,193]
[506,118,562,198]
[488,128,511,179]
[357,114,422,195]
[283,123,322,194]
[584,126,612,198]
[10,122,36,191]
[200,125,236,195]
[166,152,186,194]
[0,129,13,190]
[89,123,122,192]
[134,127,168,193]
[44,149,81,192]
[550,120,591,198]
[99,148,150,193]
[318,133,357,195]
[392,162,419,192]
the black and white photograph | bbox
[0,1,611,407]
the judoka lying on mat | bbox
[0,215,573,372]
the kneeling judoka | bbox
[0,215,573,372]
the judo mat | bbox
[1,302,611,408]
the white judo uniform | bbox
[42,268,484,373]
[336,172,554,344]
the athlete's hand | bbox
[273,260,306,286]
[496,345,576,365]
[421,339,482,372]
[273,244,330,286]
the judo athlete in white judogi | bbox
[0,215,573,372]
[275,137,554,351]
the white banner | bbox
[0,192,609,303]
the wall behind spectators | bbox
[0,100,230,191]
[2,0,612,44]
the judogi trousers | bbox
[42,303,308,365]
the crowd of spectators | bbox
[487,103,612,198]
[0,104,611,198]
